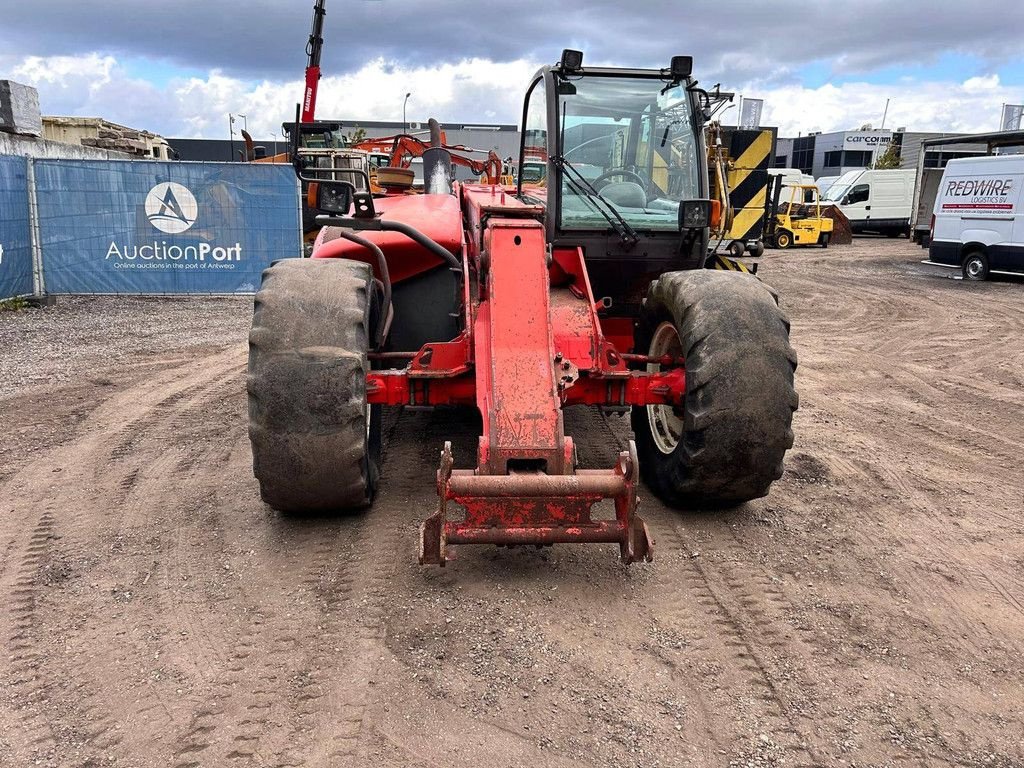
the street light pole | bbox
[228,114,236,162]
[403,92,411,133]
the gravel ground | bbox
[1,239,1023,767]
[0,295,250,393]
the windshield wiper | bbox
[553,156,639,247]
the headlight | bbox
[679,199,711,229]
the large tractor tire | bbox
[631,270,798,507]
[248,258,381,513]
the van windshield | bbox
[822,171,860,202]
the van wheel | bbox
[962,251,989,281]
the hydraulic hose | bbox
[315,214,462,271]
[332,230,392,348]
[374,220,462,271]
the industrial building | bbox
[169,119,520,163]
[775,127,990,178]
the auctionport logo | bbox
[145,182,198,234]
[104,180,243,268]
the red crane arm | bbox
[301,0,327,123]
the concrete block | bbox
[0,80,43,137]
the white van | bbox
[822,168,916,236]
[769,168,815,202]
[927,155,1024,280]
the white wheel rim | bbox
[966,258,983,278]
[646,321,684,455]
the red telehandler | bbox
[247,51,798,565]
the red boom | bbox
[301,65,320,123]
[313,183,665,564]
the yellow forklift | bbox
[767,182,833,248]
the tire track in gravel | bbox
[54,351,248,760]
[0,349,245,764]
[648,519,823,767]
[573,408,823,765]
[2,511,59,759]
[285,407,410,767]
[170,407,408,768]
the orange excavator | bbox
[350,128,501,192]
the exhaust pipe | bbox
[428,117,443,148]
[423,118,453,195]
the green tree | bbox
[871,140,901,169]
[345,127,367,145]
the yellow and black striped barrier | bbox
[712,254,755,273]
[725,129,773,245]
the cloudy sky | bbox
[2,0,1024,140]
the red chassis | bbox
[313,183,683,565]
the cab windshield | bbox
[821,171,860,202]
[558,76,700,232]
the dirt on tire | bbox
[1,238,1023,767]
[248,258,378,513]
[632,269,798,506]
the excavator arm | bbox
[351,131,502,183]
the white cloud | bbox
[5,53,538,140]
[12,53,115,86]
[5,53,1024,140]
[750,75,1024,135]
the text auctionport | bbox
[106,241,244,262]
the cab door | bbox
[842,183,870,225]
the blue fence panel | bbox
[0,155,34,299]
[34,160,300,294]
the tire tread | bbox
[247,258,377,513]
[632,270,798,506]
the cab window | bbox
[520,78,548,188]
[845,184,869,205]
